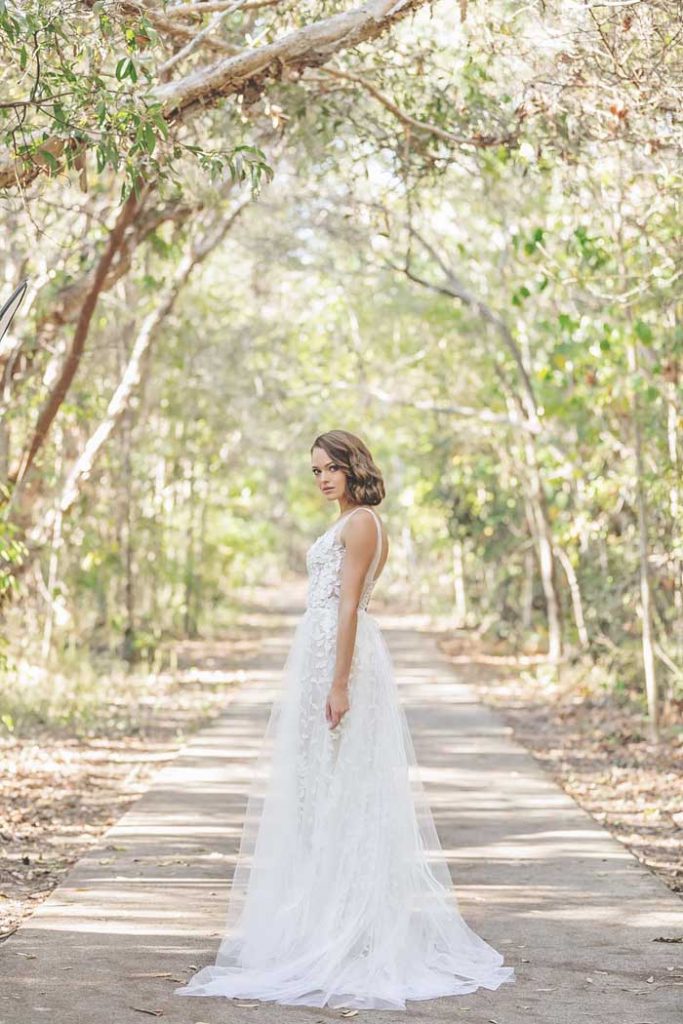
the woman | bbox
[175,429,515,1010]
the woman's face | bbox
[311,446,348,503]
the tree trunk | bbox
[555,543,589,650]
[452,537,467,628]
[121,405,136,665]
[665,371,682,702]
[10,186,146,492]
[628,337,659,739]
[522,435,562,662]
[521,544,534,632]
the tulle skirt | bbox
[175,605,515,1010]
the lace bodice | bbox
[305,506,383,612]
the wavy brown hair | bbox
[311,430,385,507]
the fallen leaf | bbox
[646,976,654,983]
[654,936,682,943]
[233,1002,260,1008]
[341,1012,359,1018]
[130,1008,164,1017]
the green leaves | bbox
[634,320,653,345]
[115,57,137,83]
[573,225,610,270]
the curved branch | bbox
[314,65,519,150]
[0,0,432,189]
[10,184,150,488]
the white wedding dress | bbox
[175,506,515,1010]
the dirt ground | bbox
[439,633,683,897]
[0,633,257,942]
[2,618,681,946]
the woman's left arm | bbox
[325,513,377,729]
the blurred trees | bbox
[0,1,681,736]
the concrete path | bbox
[2,604,681,1024]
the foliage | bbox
[0,0,681,730]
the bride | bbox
[175,429,515,1010]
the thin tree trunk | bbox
[121,405,136,664]
[10,186,147,491]
[184,453,198,639]
[665,371,682,698]
[555,543,589,650]
[628,336,659,738]
[521,544,534,632]
[397,230,561,658]
[612,172,659,736]
[521,436,562,662]
[452,537,467,628]
[57,200,246,519]
[40,508,62,662]
[194,473,211,637]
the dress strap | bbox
[338,506,383,581]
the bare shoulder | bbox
[340,507,385,546]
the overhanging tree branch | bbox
[313,65,519,150]
[0,0,433,190]
[396,223,541,432]
[55,196,250,519]
[9,184,151,490]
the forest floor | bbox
[0,626,263,943]
[2,591,682,945]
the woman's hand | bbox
[325,682,350,730]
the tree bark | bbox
[55,200,246,520]
[628,336,659,738]
[555,542,589,650]
[395,225,563,660]
[452,537,467,628]
[0,0,432,191]
[9,186,147,491]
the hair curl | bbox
[311,430,385,507]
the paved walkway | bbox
[2,604,681,1024]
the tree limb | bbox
[0,194,200,418]
[313,65,518,150]
[164,0,282,16]
[55,197,249,518]
[0,0,432,189]
[399,224,541,431]
[9,184,150,489]
[366,384,540,434]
